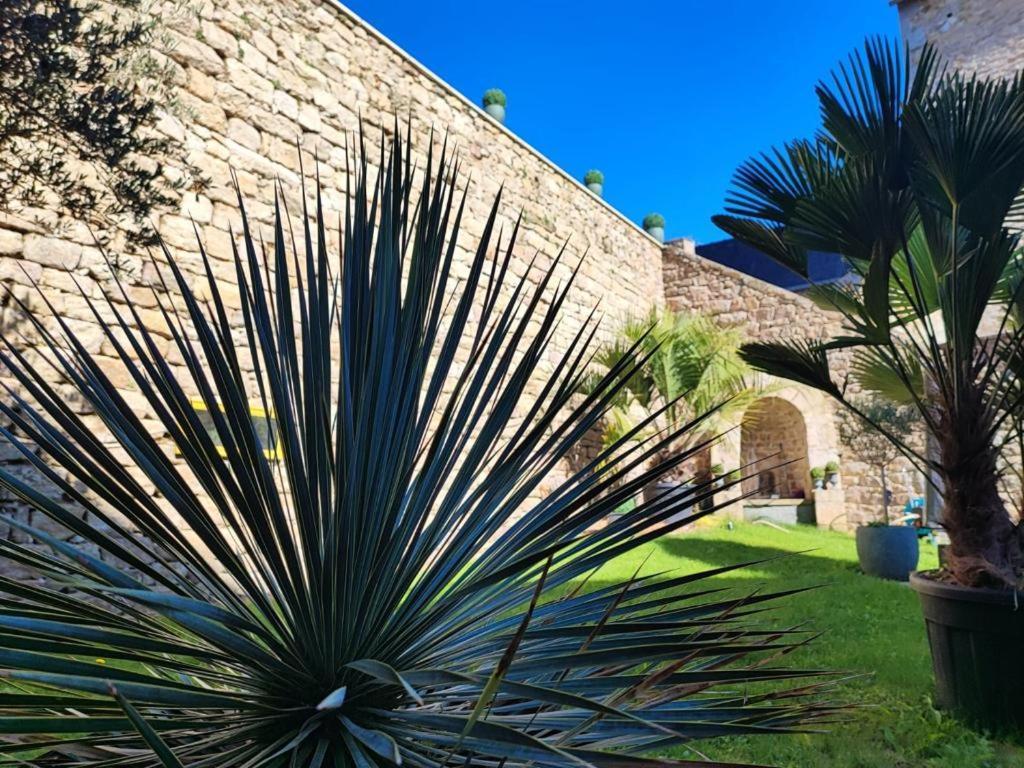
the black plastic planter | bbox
[855,525,919,581]
[910,571,1024,732]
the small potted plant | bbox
[584,169,604,196]
[824,460,840,488]
[643,213,665,243]
[839,399,921,581]
[482,89,506,123]
[810,466,825,490]
[710,463,725,488]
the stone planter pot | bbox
[812,478,824,490]
[911,571,1024,731]
[825,471,839,488]
[642,481,693,527]
[483,103,505,123]
[855,525,919,581]
[645,225,664,243]
[586,182,603,196]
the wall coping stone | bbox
[327,1,661,247]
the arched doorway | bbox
[740,397,810,499]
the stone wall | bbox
[0,0,664,566]
[662,240,925,527]
[662,240,843,342]
[896,0,1024,79]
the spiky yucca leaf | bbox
[0,129,836,767]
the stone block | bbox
[169,35,224,76]
[22,235,82,270]
[272,89,299,120]
[199,21,237,56]
[297,104,322,133]
[227,117,262,151]
[0,229,24,256]
[0,256,41,284]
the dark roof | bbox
[695,238,852,292]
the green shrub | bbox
[0,129,837,766]
[482,87,506,106]
[825,460,840,473]
[811,466,826,481]
[584,168,604,185]
[643,212,665,229]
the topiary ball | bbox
[482,88,507,107]
[643,213,665,229]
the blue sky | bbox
[342,1,901,244]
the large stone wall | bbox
[0,0,663,564]
[896,0,1024,79]
[0,0,956,565]
[1,0,664,347]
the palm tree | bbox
[586,310,762,457]
[0,129,837,765]
[714,39,1024,588]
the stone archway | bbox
[740,397,811,499]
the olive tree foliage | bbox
[0,0,205,248]
[837,398,921,525]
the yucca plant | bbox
[714,39,1024,588]
[0,128,836,766]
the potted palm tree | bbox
[715,38,1024,729]
[839,399,922,581]
[643,212,666,242]
[584,169,604,195]
[481,88,506,122]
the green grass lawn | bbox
[596,520,1024,768]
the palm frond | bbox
[739,340,842,399]
[849,347,923,405]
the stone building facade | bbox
[896,0,1024,79]
[0,0,948,562]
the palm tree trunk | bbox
[937,425,1023,588]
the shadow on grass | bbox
[656,533,864,580]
